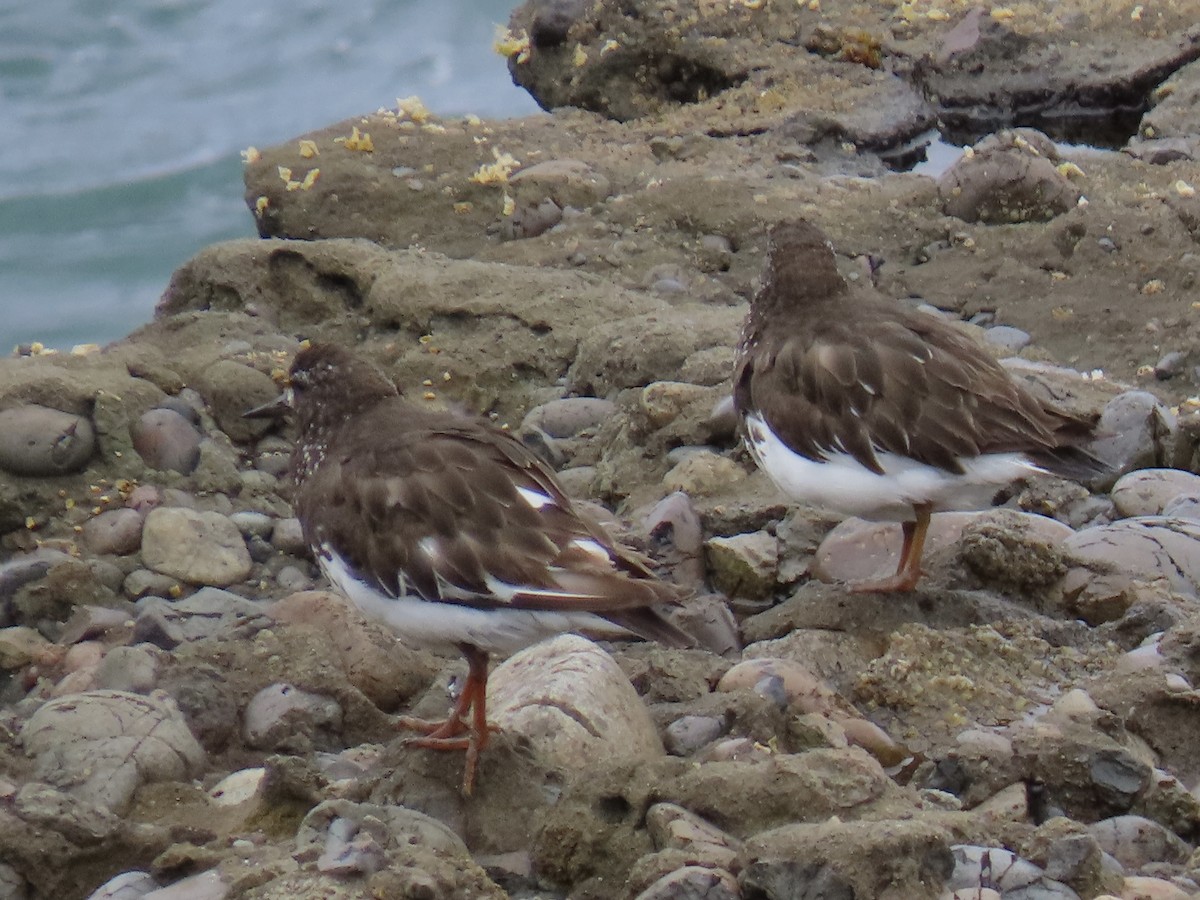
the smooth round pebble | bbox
[0,405,95,476]
[664,715,726,755]
[522,397,616,439]
[243,683,343,753]
[270,517,307,555]
[141,507,252,587]
[82,508,145,556]
[199,359,281,442]
[130,408,201,474]
[983,325,1032,353]
[1110,469,1200,518]
[1065,517,1200,598]
[125,484,161,515]
[230,510,274,539]
[1089,815,1192,868]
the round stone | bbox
[130,408,201,474]
[141,507,252,587]
[0,405,95,476]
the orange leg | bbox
[396,644,493,795]
[850,503,932,593]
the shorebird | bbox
[733,219,1102,592]
[248,342,689,793]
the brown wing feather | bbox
[739,299,1092,475]
[297,400,680,615]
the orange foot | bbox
[396,645,493,795]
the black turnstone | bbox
[734,219,1102,592]
[249,342,689,794]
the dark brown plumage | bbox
[269,342,689,793]
[734,219,1102,591]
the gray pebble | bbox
[130,408,201,474]
[22,690,205,815]
[0,863,28,900]
[275,565,312,592]
[1088,814,1191,868]
[122,569,181,600]
[199,359,279,443]
[522,397,616,439]
[141,507,252,587]
[95,646,158,694]
[254,435,293,477]
[983,325,1032,353]
[632,866,739,900]
[84,870,159,900]
[246,535,274,563]
[1111,468,1200,518]
[948,845,1077,897]
[229,511,274,539]
[125,485,161,515]
[132,605,184,650]
[59,605,132,645]
[0,405,95,476]
[1066,516,1200,598]
[664,715,725,755]
[1092,391,1177,482]
[1161,494,1200,521]
[82,508,145,556]
[153,396,201,426]
[243,683,343,753]
[270,518,308,556]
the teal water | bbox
[0,0,540,350]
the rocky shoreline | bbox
[4,1,1200,898]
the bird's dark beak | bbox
[243,391,291,420]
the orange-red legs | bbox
[850,502,933,594]
[395,643,493,795]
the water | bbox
[0,0,540,350]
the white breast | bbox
[744,413,1042,522]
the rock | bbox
[742,819,955,900]
[228,510,274,539]
[508,159,611,210]
[82,508,146,556]
[140,870,228,899]
[642,491,705,590]
[294,799,502,896]
[489,634,663,772]
[86,870,160,899]
[59,605,130,645]
[94,646,159,693]
[662,451,745,496]
[130,408,201,474]
[646,802,742,871]
[1063,517,1200,599]
[242,683,343,753]
[816,509,1071,586]
[1088,815,1192,868]
[268,590,434,710]
[1089,392,1177,485]
[983,325,1032,353]
[141,507,252,587]
[704,531,779,600]
[125,484,162,515]
[21,689,205,815]
[633,866,739,900]
[14,781,121,846]
[1118,876,1195,899]
[197,359,280,443]
[947,845,1079,898]
[270,517,307,555]
[122,569,181,600]
[1110,469,1200,518]
[938,130,1081,224]
[956,508,1072,591]
[664,715,726,756]
[640,382,711,428]
[0,626,55,670]
[0,405,95,476]
[1160,494,1200,521]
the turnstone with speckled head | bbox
[247,342,689,794]
[733,219,1103,592]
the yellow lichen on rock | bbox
[470,148,520,184]
[494,26,531,64]
[397,95,432,124]
[334,126,374,152]
[298,140,319,158]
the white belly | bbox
[745,413,1042,522]
[318,549,631,656]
